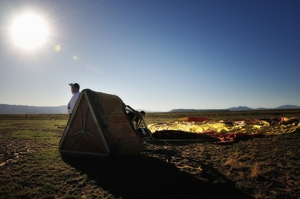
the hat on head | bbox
[69,83,80,89]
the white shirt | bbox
[68,91,80,114]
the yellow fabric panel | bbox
[148,118,300,136]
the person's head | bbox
[69,83,80,93]
[140,111,145,117]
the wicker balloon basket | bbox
[59,89,144,158]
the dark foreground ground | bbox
[61,132,300,199]
[1,110,300,199]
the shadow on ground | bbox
[63,154,254,199]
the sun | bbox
[11,14,48,50]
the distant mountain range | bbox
[227,105,300,111]
[0,104,299,114]
[170,105,300,112]
[0,104,67,114]
[169,109,230,112]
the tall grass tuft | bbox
[250,162,262,179]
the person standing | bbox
[68,83,80,115]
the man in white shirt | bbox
[68,83,81,115]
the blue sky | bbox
[0,0,299,112]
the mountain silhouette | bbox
[0,104,67,114]
[0,104,299,114]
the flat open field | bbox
[1,110,300,199]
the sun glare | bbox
[11,14,48,50]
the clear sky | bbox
[0,0,299,112]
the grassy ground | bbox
[0,110,300,199]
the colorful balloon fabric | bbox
[147,117,300,143]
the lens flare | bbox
[55,45,61,51]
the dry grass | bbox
[223,158,242,169]
[0,110,300,199]
[250,162,262,179]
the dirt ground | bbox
[143,133,300,199]
[1,132,300,198]
[1,112,300,198]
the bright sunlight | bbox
[11,14,48,50]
